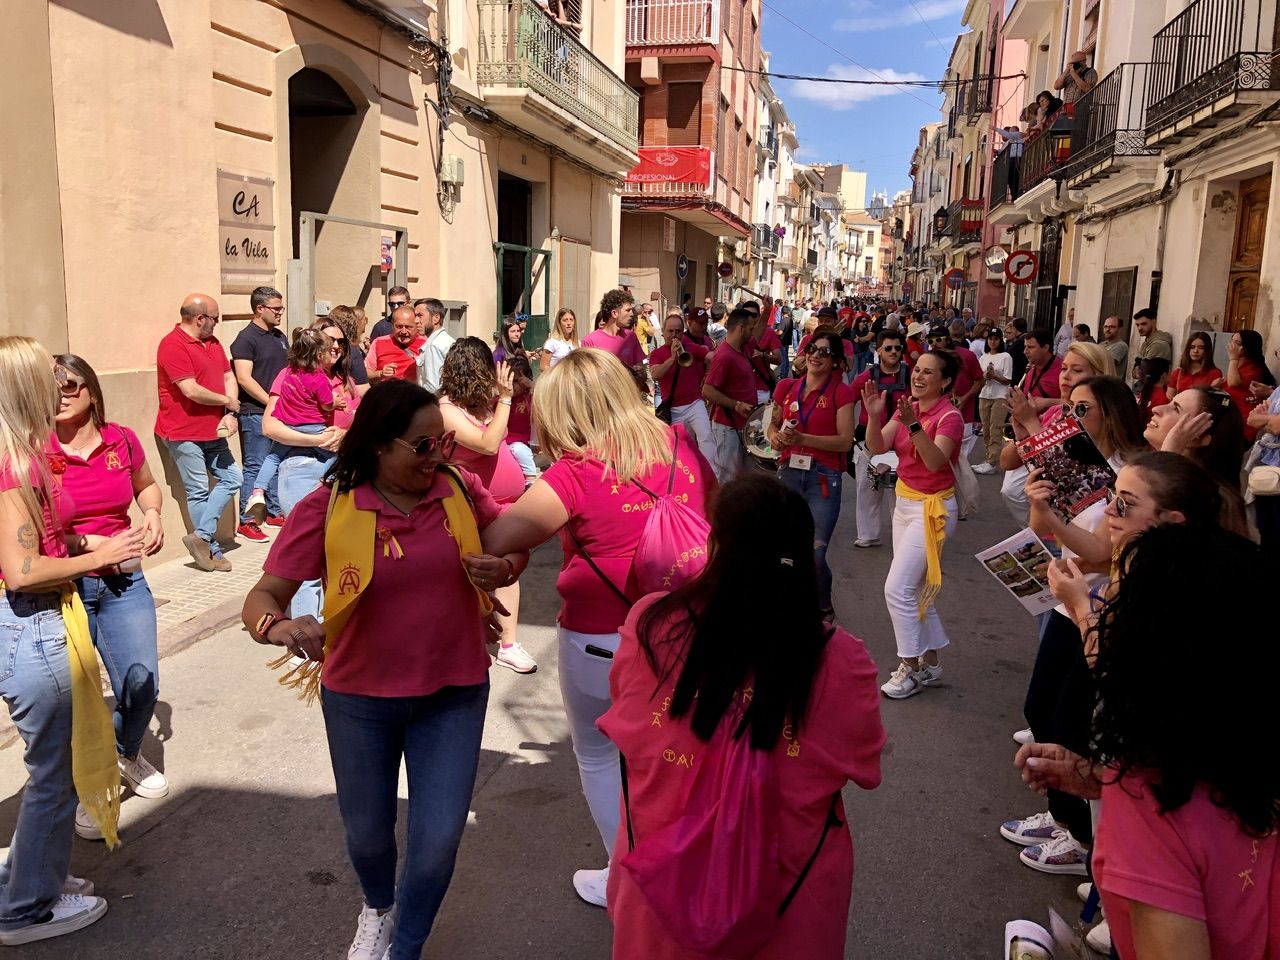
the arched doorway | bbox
[288,67,359,259]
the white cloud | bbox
[788,65,929,111]
[835,0,966,32]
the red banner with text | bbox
[626,147,712,185]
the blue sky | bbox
[760,0,968,210]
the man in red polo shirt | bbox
[702,307,758,483]
[156,293,243,572]
[368,306,426,382]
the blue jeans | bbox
[253,423,330,494]
[322,682,489,960]
[237,412,281,522]
[0,591,75,930]
[506,441,537,479]
[778,464,844,612]
[279,454,329,620]
[162,437,243,558]
[77,571,159,759]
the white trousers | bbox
[710,421,744,484]
[885,493,957,660]
[853,445,895,542]
[672,400,718,469]
[558,627,621,860]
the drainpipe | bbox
[1149,168,1177,313]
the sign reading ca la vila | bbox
[217,167,275,293]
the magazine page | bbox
[1015,415,1115,523]
[976,528,1058,616]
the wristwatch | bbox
[255,612,286,642]
[908,421,924,435]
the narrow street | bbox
[1,473,1080,959]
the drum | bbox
[741,402,779,471]
[866,448,899,491]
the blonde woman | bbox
[480,348,717,909]
[0,338,145,945]
[539,307,581,372]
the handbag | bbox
[1248,465,1280,496]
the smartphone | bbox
[584,644,615,660]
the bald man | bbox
[367,304,426,381]
[156,293,243,572]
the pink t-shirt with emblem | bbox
[599,595,886,960]
[889,397,964,494]
[540,425,715,635]
[269,367,334,427]
[507,392,533,444]
[583,329,645,368]
[0,449,74,584]
[1093,775,1280,960]
[263,468,500,698]
[771,376,855,472]
[58,424,145,538]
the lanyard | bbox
[790,375,833,431]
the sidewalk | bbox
[0,537,272,751]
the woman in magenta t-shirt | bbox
[766,330,855,619]
[599,476,884,960]
[438,337,533,675]
[862,350,964,701]
[54,354,171,818]
[480,348,716,910]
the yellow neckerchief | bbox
[0,580,122,847]
[273,467,493,703]
[894,480,956,620]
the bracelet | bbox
[498,397,513,406]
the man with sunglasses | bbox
[368,306,426,383]
[367,285,412,342]
[229,286,289,541]
[156,293,244,571]
[848,329,912,547]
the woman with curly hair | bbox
[1019,519,1280,960]
[438,337,535,675]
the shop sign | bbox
[218,167,275,293]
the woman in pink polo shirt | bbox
[243,380,529,960]
[480,348,717,909]
[52,355,169,834]
[600,475,885,960]
[438,336,535,675]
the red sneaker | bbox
[264,514,285,528]
[236,521,268,542]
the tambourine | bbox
[741,402,779,471]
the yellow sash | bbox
[273,468,492,703]
[0,580,122,847]
[894,480,955,620]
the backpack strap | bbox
[565,524,632,607]
[778,791,844,916]
[620,753,636,853]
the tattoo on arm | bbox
[21,556,31,575]
[16,523,37,550]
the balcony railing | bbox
[626,0,718,46]
[967,76,993,117]
[1021,107,1074,191]
[1145,0,1279,141]
[991,141,1015,205]
[1064,62,1159,187]
[947,84,967,138]
[752,223,781,258]
[478,0,639,151]
[938,197,984,243]
[621,146,713,198]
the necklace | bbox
[59,430,101,459]
[371,482,417,517]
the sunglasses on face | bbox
[1107,489,1131,517]
[1061,401,1091,419]
[388,300,409,309]
[394,430,457,460]
[880,344,903,353]
[805,345,834,358]
[57,375,86,397]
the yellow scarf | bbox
[894,480,955,620]
[0,581,123,848]
[273,468,493,703]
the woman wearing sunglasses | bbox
[244,380,527,960]
[52,355,171,839]
[766,330,855,620]
[438,337,535,674]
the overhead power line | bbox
[721,63,1028,88]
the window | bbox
[733,119,743,188]
[1099,268,1138,331]
[718,96,729,181]
[666,83,702,146]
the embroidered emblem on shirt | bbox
[337,564,362,595]
[105,450,123,470]
[1240,868,1255,891]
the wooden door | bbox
[1224,173,1271,332]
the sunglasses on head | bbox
[513,314,530,323]
[394,430,457,460]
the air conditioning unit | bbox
[440,155,465,185]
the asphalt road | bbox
[0,469,1081,959]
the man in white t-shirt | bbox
[414,297,455,393]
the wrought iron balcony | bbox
[625,0,718,47]
[1145,0,1279,144]
[1064,62,1159,188]
[753,223,781,258]
[947,83,967,138]
[990,141,1015,206]
[478,0,639,160]
[938,197,984,244]
[966,76,993,117]
[1021,107,1074,191]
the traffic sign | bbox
[1005,250,1039,285]
[676,253,689,280]
[944,268,966,290]
[901,280,914,295]
[717,261,733,279]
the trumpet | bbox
[673,338,695,367]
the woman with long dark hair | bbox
[243,380,527,960]
[1218,328,1275,440]
[494,314,536,367]
[600,475,885,959]
[1168,331,1220,394]
[1018,522,1279,959]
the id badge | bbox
[788,454,813,471]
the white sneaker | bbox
[917,662,942,686]
[347,904,394,959]
[1077,881,1094,903]
[1085,919,1112,954]
[74,804,104,842]
[880,661,926,699]
[495,642,537,674]
[572,866,608,908]
[119,753,169,799]
[853,538,881,548]
[972,462,996,475]
[0,894,108,945]
[1013,727,1035,745]
[63,875,93,896]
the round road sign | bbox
[676,253,689,280]
[1005,250,1039,285]
[901,280,914,295]
[718,261,733,279]
[944,268,966,291]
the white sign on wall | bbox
[218,167,276,294]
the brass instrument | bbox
[673,338,695,367]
